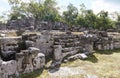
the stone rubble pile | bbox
[0,34,45,78]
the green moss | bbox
[95,49,120,54]
[19,69,45,78]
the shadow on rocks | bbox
[48,60,61,73]
[82,54,98,63]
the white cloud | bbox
[91,0,120,14]
[0,0,10,13]
[0,6,9,17]
[0,7,6,13]
[1,0,8,3]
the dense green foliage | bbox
[63,3,78,26]
[6,0,120,30]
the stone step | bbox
[64,41,82,47]
[62,50,80,59]
[62,46,83,53]
[57,38,79,43]
[54,42,65,45]
[54,35,79,39]
[54,37,79,42]
[54,41,84,48]
[67,53,88,61]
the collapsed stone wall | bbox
[90,31,120,50]
[7,17,35,30]
[0,31,120,78]
[7,19,69,31]
[108,32,120,49]
[22,31,54,57]
[0,35,45,78]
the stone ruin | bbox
[7,17,35,30]
[6,18,70,31]
[0,30,120,78]
[0,34,45,78]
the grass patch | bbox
[62,49,120,77]
[19,69,49,78]
[95,49,120,54]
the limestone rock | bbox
[25,40,35,48]
[0,60,17,78]
[33,53,45,70]
[28,47,40,54]
[54,45,62,61]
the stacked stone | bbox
[34,31,54,56]
[52,32,96,66]
[93,31,114,50]
[109,33,120,49]
[113,39,120,49]
[21,33,46,72]
[0,37,21,61]
[0,34,45,78]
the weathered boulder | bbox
[28,47,40,54]
[0,60,17,78]
[16,47,41,74]
[21,48,39,73]
[54,45,62,61]
[67,53,88,61]
[15,47,45,76]
[25,40,35,48]
[33,53,45,70]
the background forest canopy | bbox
[2,0,120,30]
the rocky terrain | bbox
[0,30,120,78]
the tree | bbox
[8,0,29,20]
[63,3,78,26]
[43,0,61,22]
[8,0,60,22]
[8,0,20,6]
[76,4,114,30]
[28,1,44,20]
[116,13,120,30]
[96,10,114,30]
[76,4,97,28]
[7,0,115,30]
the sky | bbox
[0,0,120,16]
